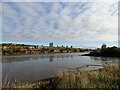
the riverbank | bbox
[2,52,89,57]
[82,53,120,57]
[82,46,120,57]
[2,43,90,56]
[2,64,119,89]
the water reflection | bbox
[90,56,119,62]
[90,56,119,66]
[90,56,107,61]
[2,57,39,63]
[49,56,53,62]
[48,54,73,62]
[2,53,75,63]
[2,53,120,85]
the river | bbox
[1,52,119,84]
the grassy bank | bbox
[58,65,119,88]
[82,45,120,57]
[2,43,89,55]
[2,64,120,89]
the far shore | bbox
[82,52,120,57]
[2,52,89,57]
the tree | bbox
[101,43,107,49]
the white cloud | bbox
[2,2,118,46]
[2,0,120,3]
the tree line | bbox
[1,43,90,55]
[83,44,120,57]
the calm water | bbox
[1,53,119,84]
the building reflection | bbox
[2,57,40,63]
[49,56,53,62]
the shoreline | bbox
[82,53,120,57]
[2,52,88,57]
[2,64,119,88]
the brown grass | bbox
[2,64,120,89]
[58,65,119,88]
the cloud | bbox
[2,0,119,3]
[2,2,118,47]
[0,3,2,41]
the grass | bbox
[2,64,120,89]
[58,65,119,88]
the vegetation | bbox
[83,44,120,57]
[2,43,119,89]
[2,64,119,88]
[1,43,90,55]
[57,65,119,88]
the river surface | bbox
[1,52,119,84]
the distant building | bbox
[29,46,34,49]
[49,42,53,47]
[54,50,60,53]
[3,46,7,50]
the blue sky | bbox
[1,1,119,48]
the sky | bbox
[1,0,119,48]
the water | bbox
[1,53,119,84]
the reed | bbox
[58,64,119,88]
[2,64,119,88]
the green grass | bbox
[2,64,120,89]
